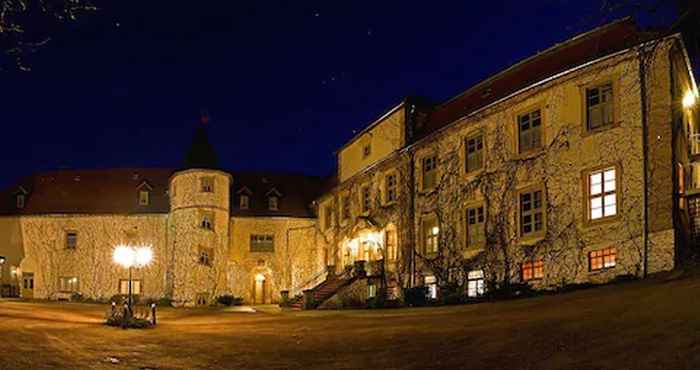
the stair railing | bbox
[290,266,330,297]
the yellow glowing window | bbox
[588,168,617,220]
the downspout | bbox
[639,47,650,278]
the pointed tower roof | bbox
[183,124,220,170]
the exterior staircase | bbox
[287,274,352,310]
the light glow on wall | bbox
[113,245,153,269]
[683,90,697,109]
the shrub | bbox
[216,295,244,306]
[105,306,154,329]
[143,297,173,307]
[485,282,536,300]
[109,294,141,305]
[403,287,428,307]
[70,292,84,302]
[440,291,464,305]
[367,295,386,309]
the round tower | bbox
[168,124,232,306]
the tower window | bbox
[201,177,214,193]
[201,212,214,231]
[16,194,25,209]
[198,247,214,266]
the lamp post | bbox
[0,256,5,298]
[113,245,152,317]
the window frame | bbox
[268,196,279,211]
[250,234,275,253]
[360,184,372,214]
[200,177,215,193]
[421,215,439,256]
[464,132,485,174]
[384,172,398,205]
[66,231,78,250]
[515,108,544,155]
[198,246,214,266]
[583,80,617,133]
[467,270,485,298]
[521,260,544,281]
[119,279,143,295]
[421,154,438,191]
[518,186,546,239]
[16,194,25,209]
[239,194,250,210]
[465,203,486,249]
[582,164,621,225]
[588,247,617,272]
[340,193,351,223]
[200,212,215,231]
[138,190,150,206]
[385,229,398,261]
[59,276,80,293]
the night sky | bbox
[0,1,680,188]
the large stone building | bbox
[1,18,698,306]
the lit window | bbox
[201,212,214,230]
[589,247,616,271]
[519,189,544,236]
[66,232,78,250]
[586,83,614,131]
[361,185,371,213]
[368,283,377,299]
[465,134,484,173]
[268,196,278,211]
[250,234,274,252]
[466,205,485,248]
[119,279,142,295]
[588,168,617,220]
[385,173,398,203]
[518,109,542,153]
[422,155,438,190]
[138,190,150,206]
[240,195,249,210]
[522,260,544,281]
[467,270,485,298]
[59,277,80,292]
[201,177,214,193]
[423,218,439,254]
[16,194,25,209]
[425,275,438,300]
[385,230,397,261]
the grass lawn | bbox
[2,272,700,370]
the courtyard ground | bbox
[1,271,700,370]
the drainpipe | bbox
[639,47,650,278]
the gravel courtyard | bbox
[2,272,700,370]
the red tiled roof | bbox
[0,168,323,218]
[418,18,649,140]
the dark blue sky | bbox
[0,1,679,187]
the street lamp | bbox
[112,245,152,316]
[0,256,5,298]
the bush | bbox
[70,292,83,302]
[403,287,428,307]
[109,294,141,305]
[105,306,154,329]
[440,291,464,305]
[367,295,386,309]
[143,297,173,307]
[216,295,244,306]
[485,282,536,300]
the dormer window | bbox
[268,196,278,211]
[138,190,150,206]
[16,194,25,209]
[265,188,281,211]
[240,195,250,210]
[201,177,214,193]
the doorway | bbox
[22,273,34,299]
[254,274,266,304]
